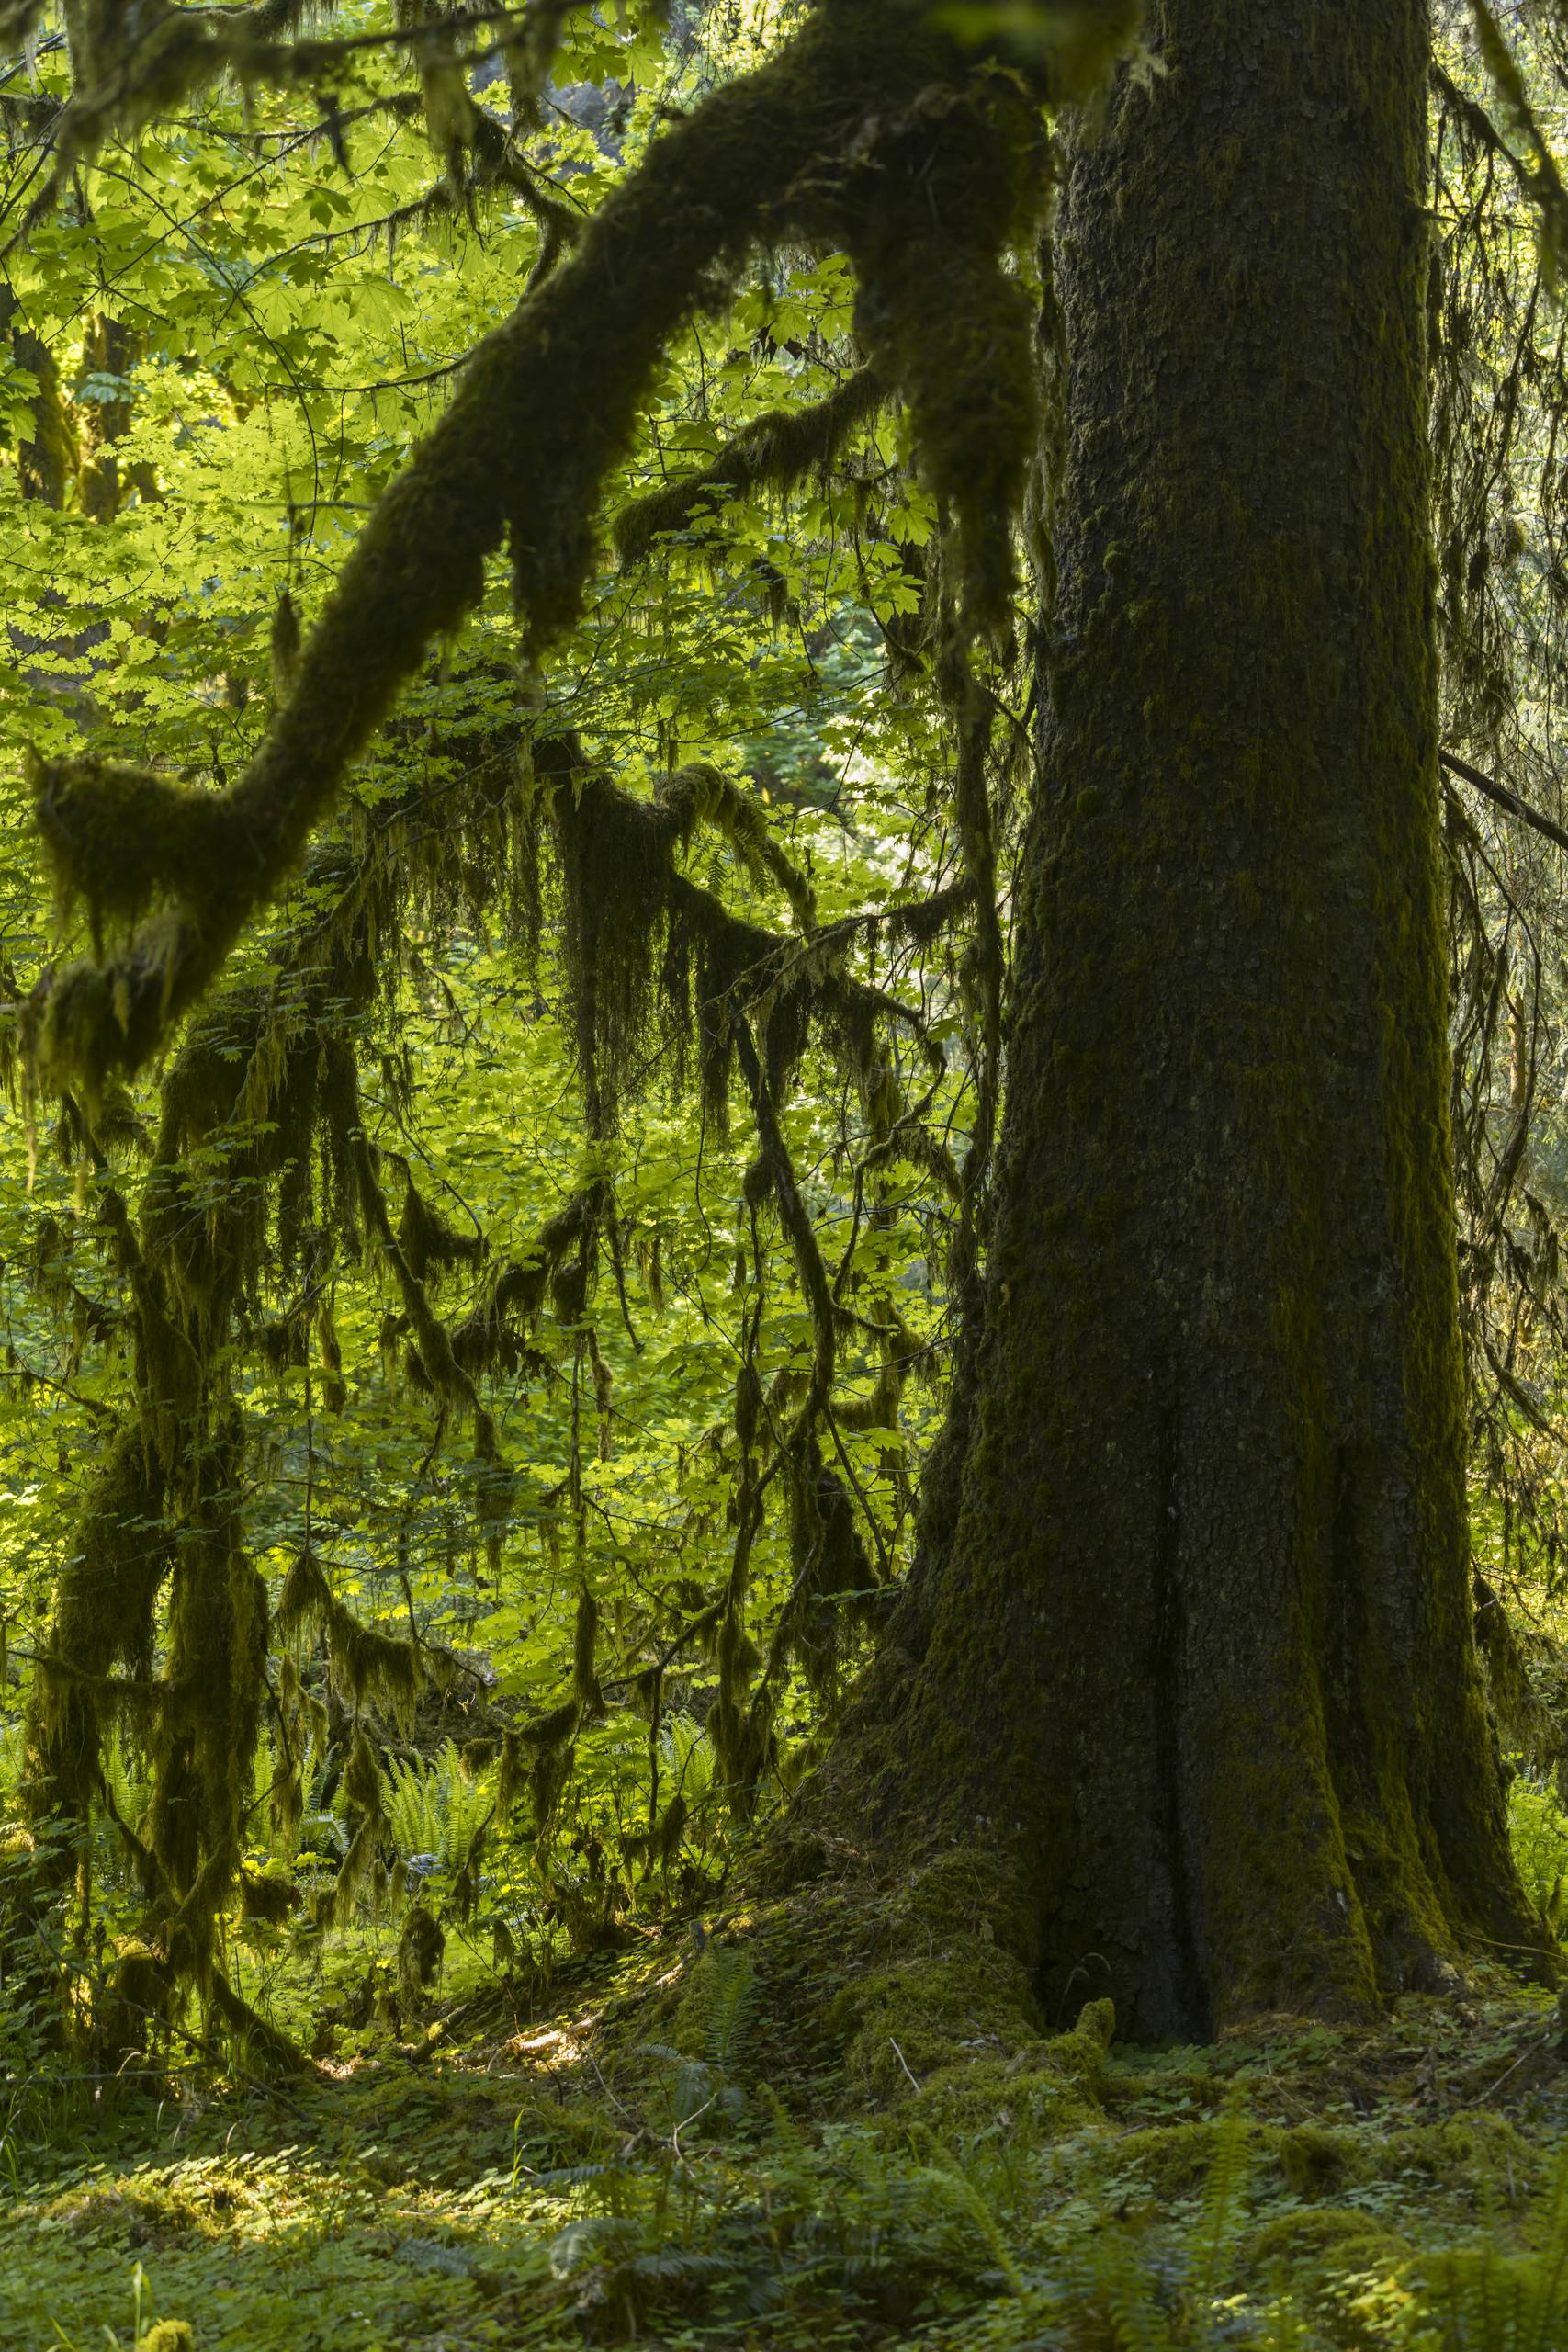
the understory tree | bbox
[4,0,1568,2050]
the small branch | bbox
[1440,747,1568,859]
[889,2034,921,2092]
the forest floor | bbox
[8,1860,1568,2352]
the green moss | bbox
[31,753,252,944]
[276,1547,421,1730]
[900,2052,1098,2143]
[1277,2121,1369,2198]
[1252,2206,1408,2266]
[1248,2206,1414,2318]
[1383,2108,1540,2188]
[829,1866,1116,2109]
[835,1952,1040,2101]
[1047,1995,1117,2086]
[1113,2118,1241,2198]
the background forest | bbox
[6,0,1568,2346]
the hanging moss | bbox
[24,1425,172,1883]
[399,1901,446,1996]
[276,1548,422,1731]
[660,763,818,930]
[239,1868,299,1924]
[651,1790,687,1873]
[498,1725,525,1815]
[784,1448,877,1700]
[830,61,1050,637]
[329,1723,390,1917]
[536,739,942,1140]
[614,367,885,568]
[522,1698,581,1750]
[573,1588,604,1720]
[140,1461,270,1987]
[398,1170,483,1285]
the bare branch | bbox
[1440,746,1568,859]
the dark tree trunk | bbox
[818,0,1548,2039]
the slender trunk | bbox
[818,0,1548,2038]
[0,290,76,508]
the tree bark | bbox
[817,0,1550,2038]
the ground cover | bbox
[11,1863,1568,2352]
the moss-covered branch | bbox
[614,367,884,568]
[33,4,1055,1091]
[536,736,948,1134]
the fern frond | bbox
[1187,2092,1251,2309]
[1094,2229,1179,2352]
[700,1945,755,2075]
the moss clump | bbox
[1277,2121,1369,2198]
[239,1870,299,1925]
[31,753,250,941]
[902,2052,1098,2144]
[1383,2107,1540,2188]
[1252,2206,1410,2267]
[1112,2117,1243,2199]
[1045,1995,1117,2086]
[834,1949,1044,2101]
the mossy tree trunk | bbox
[818,0,1548,2038]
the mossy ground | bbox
[11,1869,1568,2351]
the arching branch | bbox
[31,6,1051,1093]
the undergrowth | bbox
[2,1736,1565,2350]
[6,1849,1568,2352]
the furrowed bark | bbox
[814,0,1551,2037]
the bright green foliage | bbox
[380,1740,492,1879]
[1506,1773,1568,1929]
[0,0,994,2016]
